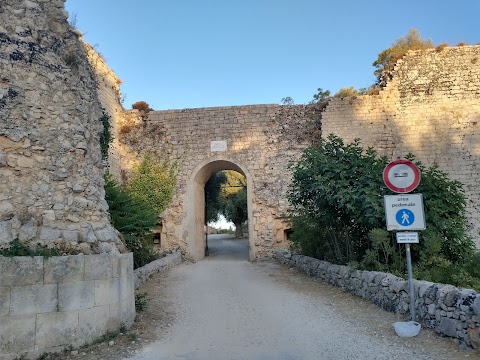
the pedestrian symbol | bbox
[396,209,415,227]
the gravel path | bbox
[123,235,473,360]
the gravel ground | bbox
[53,235,477,360]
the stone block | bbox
[44,254,85,284]
[0,288,10,317]
[39,227,62,241]
[0,315,36,353]
[85,254,113,280]
[18,222,38,241]
[472,295,480,316]
[0,256,43,287]
[94,277,121,306]
[112,254,128,277]
[109,298,135,330]
[36,311,79,348]
[59,281,95,311]
[10,284,57,315]
[78,305,109,343]
[0,221,13,244]
[437,317,462,338]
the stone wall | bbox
[134,250,182,289]
[322,45,480,246]
[275,250,480,350]
[117,105,313,260]
[0,0,122,253]
[0,253,135,359]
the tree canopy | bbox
[205,170,248,237]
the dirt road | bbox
[123,234,472,360]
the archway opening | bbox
[188,159,254,262]
[204,170,248,260]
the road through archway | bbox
[124,234,468,360]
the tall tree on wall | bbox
[373,28,433,87]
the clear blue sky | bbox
[65,0,479,111]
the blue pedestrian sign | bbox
[384,194,425,231]
[396,209,415,227]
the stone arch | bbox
[185,155,255,262]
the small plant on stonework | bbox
[104,173,159,268]
[99,110,113,161]
[64,53,80,69]
[435,43,448,52]
[0,239,60,258]
[135,293,148,311]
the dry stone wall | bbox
[275,250,480,350]
[0,0,122,253]
[322,45,480,246]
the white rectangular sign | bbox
[396,232,419,244]
[210,140,227,152]
[384,194,426,231]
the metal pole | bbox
[405,243,415,321]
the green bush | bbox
[287,134,478,289]
[127,152,178,214]
[0,239,61,257]
[104,173,159,269]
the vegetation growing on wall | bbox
[287,134,480,290]
[99,110,113,161]
[104,173,158,268]
[105,152,178,268]
[126,152,178,214]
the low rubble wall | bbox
[275,250,480,350]
[134,250,182,289]
[0,253,135,360]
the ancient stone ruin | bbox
[0,0,480,357]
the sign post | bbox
[384,160,423,333]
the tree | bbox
[127,152,178,214]
[205,172,227,223]
[281,97,294,105]
[310,88,331,104]
[219,171,247,238]
[205,170,248,237]
[373,28,433,87]
[221,187,247,238]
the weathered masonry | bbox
[0,1,132,358]
[117,105,312,261]
[322,46,480,246]
[110,47,480,258]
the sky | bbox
[65,0,480,111]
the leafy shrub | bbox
[135,293,148,311]
[127,152,178,214]
[104,173,159,268]
[131,101,153,113]
[287,134,477,288]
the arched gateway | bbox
[114,105,313,261]
[187,158,254,261]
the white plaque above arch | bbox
[210,140,227,152]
